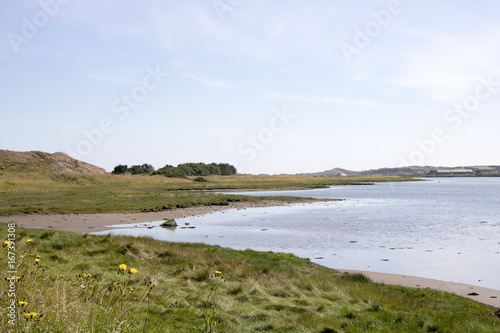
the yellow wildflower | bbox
[118,263,127,274]
[24,312,37,319]
[27,239,33,244]
[18,301,28,306]
[128,268,138,274]
[36,255,41,259]
[2,240,10,247]
[35,259,40,264]
[129,287,135,292]
[215,271,222,275]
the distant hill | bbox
[0,150,107,174]
[302,165,500,177]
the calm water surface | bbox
[93,178,500,290]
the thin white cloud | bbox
[263,91,388,108]
[84,58,187,85]
[85,73,141,85]
[369,27,500,103]
[182,72,237,90]
[147,0,173,52]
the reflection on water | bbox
[92,178,500,290]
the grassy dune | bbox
[0,173,414,215]
[1,223,498,333]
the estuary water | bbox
[93,178,500,290]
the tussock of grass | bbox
[1,223,498,332]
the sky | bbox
[1,0,500,174]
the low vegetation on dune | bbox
[1,223,499,333]
[0,150,107,175]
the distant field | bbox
[0,173,416,215]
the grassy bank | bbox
[1,223,498,332]
[0,173,415,215]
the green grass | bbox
[0,173,414,215]
[1,223,498,332]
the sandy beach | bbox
[3,202,499,308]
[340,270,500,308]
[3,201,288,234]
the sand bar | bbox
[2,202,499,308]
[2,201,287,234]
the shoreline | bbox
[3,200,290,234]
[3,202,500,308]
[340,270,500,308]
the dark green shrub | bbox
[193,177,208,182]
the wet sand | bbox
[2,201,288,233]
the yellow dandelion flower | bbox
[215,271,222,275]
[129,287,135,292]
[18,301,28,306]
[35,259,40,263]
[14,276,21,282]
[36,255,41,259]
[128,268,138,274]
[24,312,37,319]
[27,239,33,244]
[118,263,127,274]
[2,240,10,247]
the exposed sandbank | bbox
[3,201,288,233]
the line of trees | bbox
[111,162,237,177]
[111,164,154,175]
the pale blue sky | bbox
[1,0,500,174]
